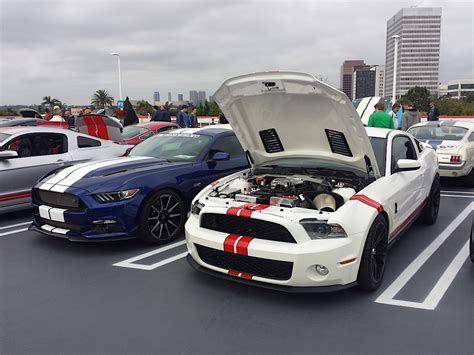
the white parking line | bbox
[0,228,29,236]
[375,202,473,310]
[0,221,31,230]
[113,240,187,270]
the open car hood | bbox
[75,114,124,143]
[213,71,380,178]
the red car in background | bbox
[122,121,178,145]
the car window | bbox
[391,135,417,174]
[369,137,386,176]
[207,135,245,160]
[77,136,101,148]
[129,133,212,162]
[5,133,68,158]
[408,126,468,141]
[157,126,176,133]
[0,133,11,145]
[122,126,149,139]
[469,132,474,142]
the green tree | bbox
[41,96,62,110]
[400,86,431,113]
[208,101,221,116]
[91,89,114,108]
[136,99,153,115]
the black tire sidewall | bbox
[138,189,186,244]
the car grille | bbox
[200,213,297,243]
[39,218,82,232]
[196,244,293,281]
[34,189,84,211]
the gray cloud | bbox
[0,0,472,105]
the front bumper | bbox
[28,224,134,242]
[185,214,365,289]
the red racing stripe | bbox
[223,234,240,253]
[226,203,270,218]
[389,199,428,241]
[92,116,109,140]
[240,273,253,279]
[0,191,32,202]
[227,270,239,276]
[226,207,241,216]
[350,194,384,212]
[235,236,253,256]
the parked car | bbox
[122,122,178,145]
[407,121,474,181]
[30,126,249,243]
[0,117,69,128]
[185,72,439,292]
[0,127,131,213]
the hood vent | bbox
[325,129,353,157]
[259,128,284,153]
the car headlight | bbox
[191,200,205,215]
[300,219,347,239]
[93,189,140,203]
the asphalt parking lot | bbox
[1,180,473,355]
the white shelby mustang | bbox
[185,71,440,292]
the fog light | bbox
[93,220,117,225]
[315,264,329,276]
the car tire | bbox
[138,189,186,244]
[357,214,388,291]
[419,174,440,225]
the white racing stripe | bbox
[39,160,103,190]
[38,205,67,222]
[113,240,187,270]
[49,157,149,193]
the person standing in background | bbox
[50,106,65,122]
[176,105,190,128]
[388,103,400,129]
[367,103,394,129]
[401,101,421,131]
[43,108,52,121]
[427,101,440,121]
[189,107,198,128]
[152,105,171,122]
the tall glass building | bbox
[384,7,442,98]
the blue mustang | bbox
[30,126,248,244]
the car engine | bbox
[210,173,361,212]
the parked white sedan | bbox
[185,71,440,292]
[407,121,474,181]
[0,127,131,213]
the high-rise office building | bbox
[153,91,160,103]
[198,91,206,104]
[167,92,172,101]
[189,90,198,106]
[384,7,442,98]
[352,65,385,100]
[178,94,183,102]
[340,60,365,98]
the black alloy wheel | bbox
[358,215,388,291]
[138,189,185,244]
[419,175,441,225]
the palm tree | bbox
[91,89,114,109]
[41,96,61,110]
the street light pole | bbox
[110,52,123,101]
[392,35,400,104]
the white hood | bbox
[213,72,380,178]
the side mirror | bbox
[0,150,18,160]
[212,152,230,161]
[394,159,421,173]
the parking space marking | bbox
[0,228,29,236]
[375,202,473,310]
[113,240,187,270]
[0,221,31,230]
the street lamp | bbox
[392,35,400,104]
[110,52,123,101]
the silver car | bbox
[0,127,131,213]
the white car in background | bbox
[185,72,440,292]
[408,121,474,181]
[0,127,131,213]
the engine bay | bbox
[209,172,365,212]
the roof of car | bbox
[0,118,39,127]
[165,125,233,136]
[131,122,178,129]
[411,120,474,129]
[0,126,70,135]
[365,127,392,138]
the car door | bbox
[0,132,71,204]
[383,133,424,231]
[191,134,248,195]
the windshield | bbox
[369,137,386,176]
[129,133,212,162]
[0,133,12,145]
[408,126,468,141]
[122,126,150,139]
[255,157,366,178]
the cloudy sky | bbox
[0,0,472,105]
